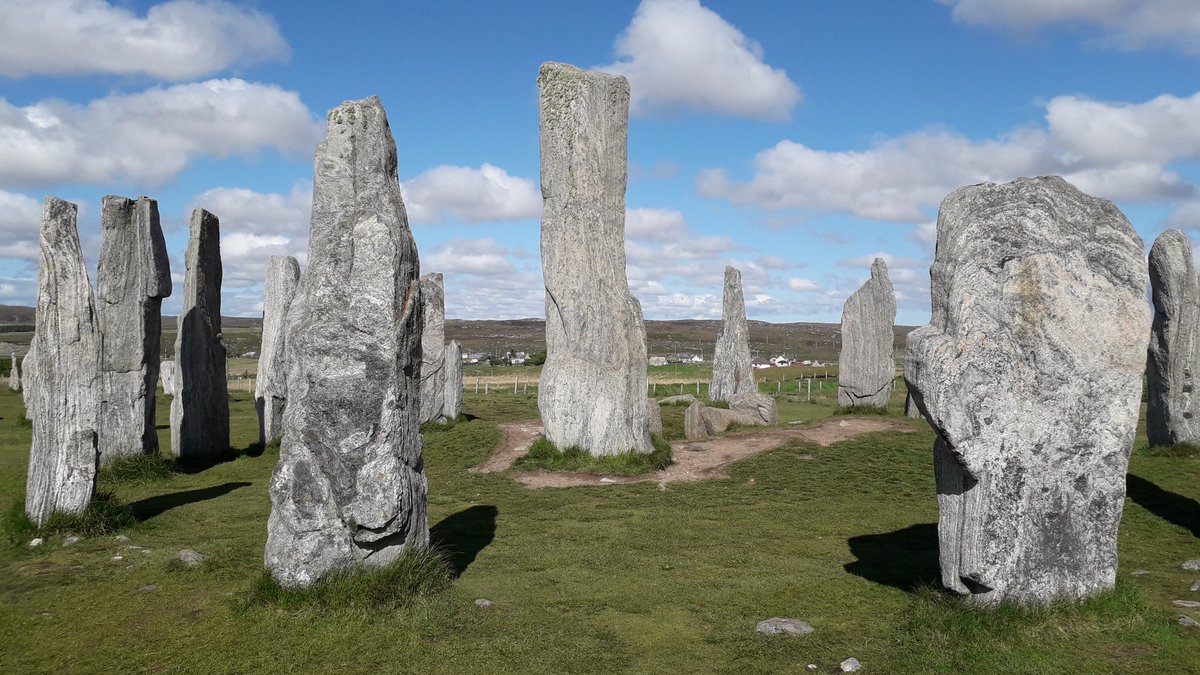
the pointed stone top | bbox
[421,272,443,284]
[725,265,740,281]
[870,258,888,277]
[1151,229,1191,257]
[41,196,78,243]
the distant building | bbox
[770,355,792,367]
[752,358,772,370]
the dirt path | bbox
[469,417,914,489]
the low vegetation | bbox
[5,491,135,541]
[512,434,672,475]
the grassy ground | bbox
[0,385,1197,673]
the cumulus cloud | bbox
[0,79,322,189]
[1166,201,1200,230]
[421,238,543,319]
[626,207,689,241]
[939,0,1200,56]
[599,0,801,120]
[401,163,540,224]
[788,278,820,292]
[0,189,43,261]
[0,0,289,79]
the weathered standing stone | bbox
[647,398,662,436]
[443,339,463,421]
[838,258,896,408]
[160,360,176,395]
[730,392,778,426]
[24,197,100,526]
[684,400,708,440]
[265,96,429,588]
[170,209,229,460]
[419,273,445,424]
[255,256,301,447]
[905,176,1150,605]
[96,196,171,463]
[904,391,923,419]
[710,266,755,402]
[537,61,652,456]
[1146,229,1200,447]
[7,352,18,391]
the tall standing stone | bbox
[96,196,171,463]
[906,176,1150,606]
[7,352,18,391]
[418,272,445,424]
[24,197,100,526]
[266,96,429,587]
[838,258,896,408]
[255,256,301,447]
[1146,229,1200,447]
[170,209,229,460]
[710,266,756,402]
[443,339,462,420]
[537,61,652,456]
[160,360,176,396]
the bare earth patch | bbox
[470,417,914,489]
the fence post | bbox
[777,379,781,393]
[485,382,489,394]
[475,377,479,394]
[514,374,518,394]
[807,378,811,401]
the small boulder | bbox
[1172,599,1200,608]
[730,392,778,425]
[28,538,43,548]
[684,401,708,440]
[177,549,206,567]
[1183,559,1200,571]
[474,598,495,608]
[840,657,862,672]
[1190,580,1199,592]
[137,584,159,593]
[1179,615,1200,628]
[755,617,813,636]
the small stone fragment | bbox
[1179,615,1200,628]
[137,584,158,593]
[710,266,755,402]
[840,657,862,673]
[755,617,814,635]
[838,258,895,409]
[443,339,463,421]
[1183,559,1200,571]
[28,538,43,548]
[113,535,130,543]
[1173,599,1200,608]
[1129,569,1150,576]
[806,666,818,671]
[177,549,206,567]
[474,598,494,608]
[419,273,446,424]
[111,555,124,561]
[255,256,300,447]
[63,536,80,546]
[1190,580,1199,592]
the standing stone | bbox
[443,339,463,421]
[905,176,1150,606]
[904,391,923,419]
[684,400,708,440]
[170,209,229,460]
[537,61,652,456]
[418,273,445,424]
[838,258,896,408]
[1146,229,1200,447]
[96,196,171,463]
[24,197,100,526]
[710,266,756,402]
[160,360,176,396]
[266,96,429,588]
[255,256,301,447]
[7,352,18,391]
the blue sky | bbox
[1,0,1198,325]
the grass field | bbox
[0,384,1197,673]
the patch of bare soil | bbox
[470,417,914,489]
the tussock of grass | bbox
[512,434,672,476]
[421,415,470,434]
[97,453,177,484]
[5,491,135,541]
[15,412,31,428]
[1139,442,1200,458]
[833,404,890,416]
[243,546,453,612]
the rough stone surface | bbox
[647,398,662,436]
[170,209,229,460]
[1191,580,1200,592]
[710,266,755,402]
[730,392,778,426]
[659,394,696,405]
[537,62,652,456]
[474,598,494,608]
[684,400,708,440]
[24,197,100,527]
[265,96,429,588]
[755,618,814,635]
[177,549,206,567]
[904,391,923,419]
[160,360,176,396]
[8,352,18,391]
[1172,599,1200,608]
[840,657,862,673]
[96,196,171,464]
[255,256,300,447]
[419,273,446,424]
[1179,615,1200,628]
[1184,559,1200,571]
[1146,229,1200,447]
[905,176,1150,606]
[838,258,896,408]
[700,406,761,436]
[443,339,463,421]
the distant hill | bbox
[0,304,34,325]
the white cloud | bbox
[939,0,1200,56]
[626,207,688,242]
[190,184,311,236]
[402,163,539,224]
[0,189,43,261]
[1046,92,1200,165]
[424,238,518,277]
[0,79,322,188]
[788,278,820,292]
[1166,201,1200,230]
[0,0,289,79]
[599,0,801,120]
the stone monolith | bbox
[265,96,429,588]
[24,197,100,526]
[838,258,895,408]
[710,266,756,402]
[255,256,301,447]
[1146,229,1200,447]
[96,196,171,463]
[7,352,18,391]
[170,209,229,460]
[443,339,462,421]
[537,61,652,455]
[904,391,922,419]
[161,360,176,396]
[419,273,445,424]
[905,176,1150,606]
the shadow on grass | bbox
[844,523,941,592]
[1126,473,1199,537]
[130,482,252,521]
[172,441,270,474]
[430,505,497,577]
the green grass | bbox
[511,434,673,476]
[97,454,178,485]
[833,404,891,416]
[5,491,135,540]
[1140,442,1200,459]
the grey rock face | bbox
[700,406,761,436]
[730,392,777,426]
[96,196,171,464]
[170,209,229,460]
[710,266,756,402]
[684,400,708,440]
[1146,229,1200,447]
[24,197,100,527]
[419,273,445,424]
[537,61,652,456]
[838,258,896,408]
[160,360,176,395]
[904,391,923,419]
[7,352,17,391]
[647,398,662,436]
[255,256,300,447]
[755,618,814,636]
[443,339,462,421]
[265,96,429,588]
[905,176,1150,606]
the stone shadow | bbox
[1126,473,1200,538]
[130,481,252,521]
[430,505,498,577]
[844,523,941,592]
